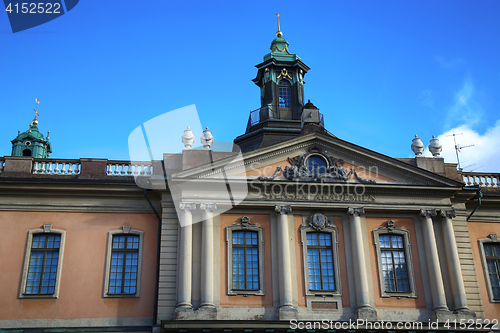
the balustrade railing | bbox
[462,172,499,188]
[33,159,81,175]
[0,158,5,174]
[106,161,153,176]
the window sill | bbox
[19,294,58,299]
[103,293,140,298]
[228,290,264,296]
[381,292,417,298]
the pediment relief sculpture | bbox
[257,146,376,184]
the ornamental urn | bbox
[181,126,195,149]
[200,127,214,149]
[411,135,425,156]
[428,135,442,157]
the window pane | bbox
[379,234,410,293]
[307,157,327,176]
[278,80,291,108]
[25,234,61,295]
[485,244,500,299]
[307,232,335,291]
[232,231,259,290]
[109,235,140,294]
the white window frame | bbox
[373,219,417,298]
[478,233,500,303]
[300,213,341,296]
[19,224,66,299]
[226,216,265,296]
[103,225,144,298]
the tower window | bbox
[23,149,32,157]
[278,80,291,108]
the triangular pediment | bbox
[171,132,463,188]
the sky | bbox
[1,0,499,172]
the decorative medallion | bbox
[277,68,292,80]
[308,213,330,230]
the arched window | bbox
[306,155,327,176]
[23,149,32,157]
[278,80,291,108]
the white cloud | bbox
[419,90,434,108]
[434,56,466,69]
[424,121,500,172]
[444,76,483,129]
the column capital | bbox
[420,208,437,218]
[440,209,456,219]
[179,202,196,212]
[348,207,365,217]
[200,203,217,213]
[275,205,292,215]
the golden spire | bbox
[32,98,39,126]
[276,13,282,38]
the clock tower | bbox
[235,15,315,152]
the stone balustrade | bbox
[106,161,153,176]
[33,159,81,175]
[462,172,499,188]
[0,157,157,179]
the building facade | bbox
[1,27,499,333]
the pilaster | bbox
[275,204,297,320]
[347,207,377,320]
[175,202,196,319]
[420,209,450,320]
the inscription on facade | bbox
[260,192,375,202]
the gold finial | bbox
[47,130,50,140]
[276,13,282,38]
[32,98,40,125]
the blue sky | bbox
[1,0,499,172]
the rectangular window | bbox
[307,232,335,291]
[103,226,144,298]
[379,234,410,292]
[226,216,265,296]
[109,235,139,294]
[232,231,259,290]
[373,220,416,298]
[484,243,500,300]
[299,215,341,297]
[19,224,65,299]
[25,234,61,294]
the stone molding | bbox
[347,207,365,217]
[275,204,292,215]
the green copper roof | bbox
[11,119,49,143]
[263,36,302,62]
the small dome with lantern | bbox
[11,99,52,158]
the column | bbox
[200,203,217,309]
[348,207,376,319]
[440,209,469,312]
[275,205,296,319]
[420,209,448,311]
[176,202,196,310]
